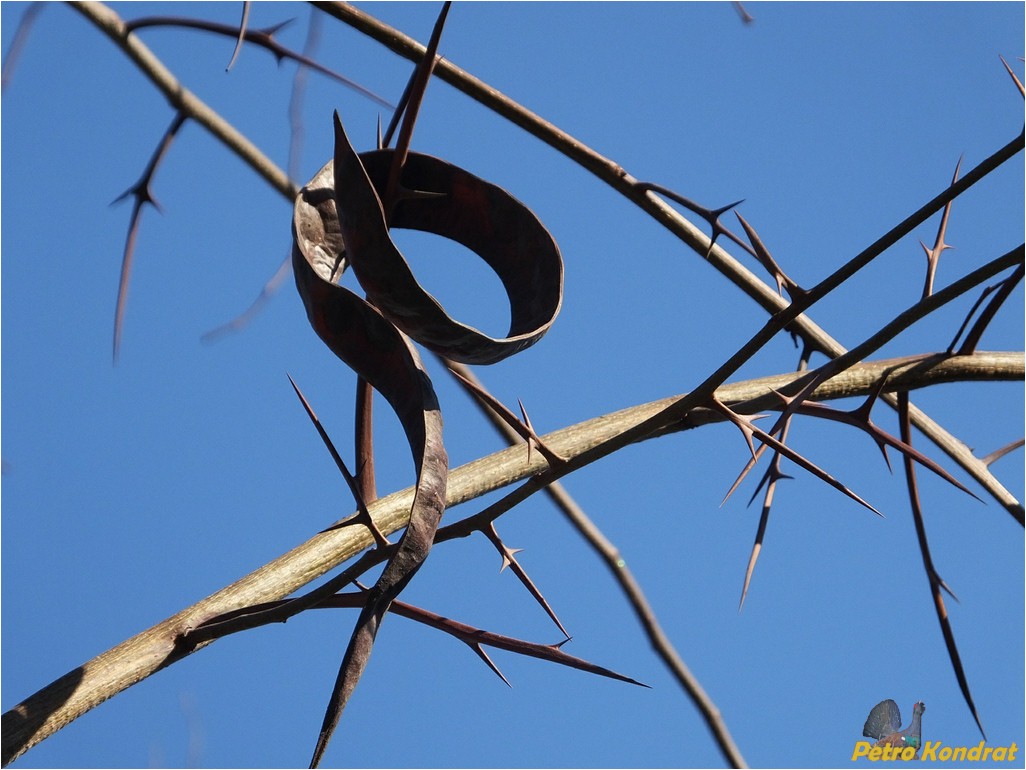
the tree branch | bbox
[3,351,1021,764]
[72,1,297,200]
[73,0,1023,519]
[311,0,1024,519]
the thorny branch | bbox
[71,0,1023,518]
[124,13,393,108]
[444,362,747,765]
[312,0,1025,519]
[726,249,1024,519]
[5,353,1020,764]
[897,392,987,738]
[111,111,187,362]
[2,3,1022,767]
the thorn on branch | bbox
[738,428,792,612]
[999,55,1025,98]
[482,522,570,639]
[225,1,251,71]
[921,156,961,300]
[448,365,568,468]
[954,262,1025,355]
[980,438,1024,467]
[793,384,981,501]
[635,181,752,258]
[111,111,188,363]
[286,373,391,548]
[718,391,883,516]
[739,347,808,611]
[896,393,985,739]
[734,213,806,299]
[316,592,646,689]
[124,14,393,108]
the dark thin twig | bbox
[201,7,323,344]
[946,284,999,354]
[125,15,393,108]
[957,262,1024,355]
[897,392,985,739]
[111,111,188,363]
[738,347,808,611]
[354,379,377,504]
[381,71,416,150]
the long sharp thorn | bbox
[721,452,761,507]
[286,373,389,548]
[939,577,959,604]
[980,438,1024,466]
[112,199,144,364]
[740,403,798,610]
[923,156,961,298]
[999,54,1025,97]
[449,366,566,467]
[756,425,882,516]
[735,212,802,297]
[738,514,767,612]
[518,398,540,464]
[377,596,645,687]
[111,112,187,363]
[484,523,570,639]
[898,393,984,739]
[225,1,251,71]
[469,643,512,687]
[384,1,452,214]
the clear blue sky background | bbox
[2,2,1023,768]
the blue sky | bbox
[2,2,1023,768]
